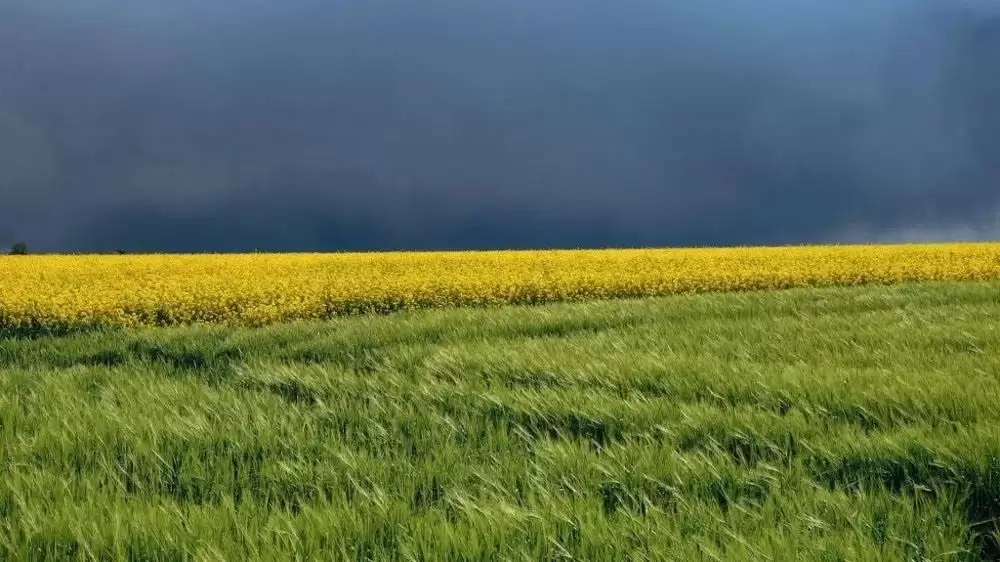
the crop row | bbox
[2,243,999,331]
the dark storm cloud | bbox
[1,0,998,252]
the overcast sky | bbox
[1,0,999,252]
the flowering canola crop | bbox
[2,243,999,332]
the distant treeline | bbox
[4,243,127,256]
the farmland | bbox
[1,278,1000,559]
[2,243,999,335]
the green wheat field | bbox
[2,282,999,560]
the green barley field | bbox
[2,282,1000,560]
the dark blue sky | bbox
[1,0,999,252]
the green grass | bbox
[2,282,1000,560]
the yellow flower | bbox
[1,243,998,331]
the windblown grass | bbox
[1,282,999,559]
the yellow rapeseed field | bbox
[2,243,999,332]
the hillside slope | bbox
[1,282,999,560]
